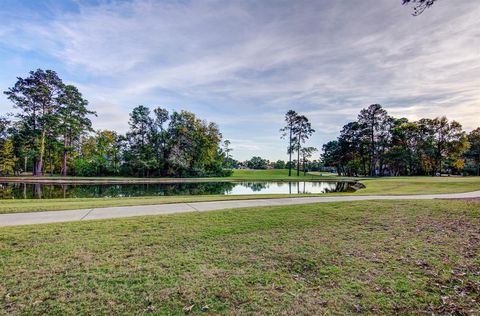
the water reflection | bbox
[0,181,356,199]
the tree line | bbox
[226,157,327,174]
[322,104,480,176]
[0,69,231,177]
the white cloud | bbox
[0,0,479,160]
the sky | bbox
[0,0,479,161]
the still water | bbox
[0,181,356,199]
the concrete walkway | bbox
[1,190,480,227]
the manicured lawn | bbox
[358,176,480,195]
[227,169,327,180]
[1,200,479,315]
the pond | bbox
[0,181,357,199]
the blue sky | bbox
[1,0,479,161]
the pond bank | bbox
[2,190,480,227]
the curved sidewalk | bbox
[1,190,480,227]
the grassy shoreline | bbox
[1,199,479,315]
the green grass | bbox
[227,169,330,180]
[1,200,479,315]
[358,176,480,195]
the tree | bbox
[358,104,389,176]
[153,107,169,173]
[75,130,120,176]
[402,0,437,15]
[418,117,468,175]
[166,110,223,176]
[245,156,269,169]
[273,160,286,169]
[0,139,17,175]
[322,140,342,175]
[280,110,298,177]
[58,85,96,176]
[293,115,315,176]
[4,69,64,175]
[300,147,318,175]
[338,121,365,176]
[388,119,421,175]
[125,105,154,176]
[466,128,480,176]
[323,106,472,177]
[222,139,233,167]
[0,117,9,140]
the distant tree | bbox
[75,130,120,176]
[246,156,269,169]
[273,160,286,169]
[4,69,64,175]
[58,85,96,176]
[466,128,480,176]
[322,140,342,175]
[358,104,389,176]
[0,117,9,140]
[387,119,421,175]
[293,115,315,176]
[418,117,468,175]
[125,105,155,176]
[166,110,223,176]
[0,139,17,175]
[222,139,233,167]
[152,107,169,174]
[402,0,437,15]
[300,147,317,175]
[280,110,298,177]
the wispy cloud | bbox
[0,0,479,160]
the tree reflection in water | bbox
[0,181,356,199]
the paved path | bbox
[1,190,480,227]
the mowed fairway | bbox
[358,176,480,195]
[1,200,479,315]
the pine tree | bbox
[0,139,17,175]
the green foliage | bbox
[280,110,315,176]
[2,70,230,178]
[323,104,472,177]
[272,160,286,169]
[465,128,480,175]
[0,139,17,175]
[245,156,269,169]
[4,69,65,175]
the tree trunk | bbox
[36,130,46,176]
[32,158,37,176]
[62,149,68,176]
[296,130,302,176]
[477,154,480,176]
[370,128,375,176]
[62,133,68,176]
[296,148,300,176]
[288,128,292,177]
[303,157,306,176]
